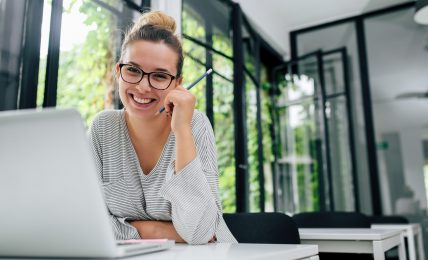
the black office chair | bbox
[223,212,300,244]
[292,211,371,228]
[368,215,409,224]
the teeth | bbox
[133,96,153,104]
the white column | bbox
[150,0,182,35]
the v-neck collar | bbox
[121,110,172,178]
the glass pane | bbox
[261,66,274,211]
[275,62,320,213]
[245,74,260,212]
[53,0,128,127]
[37,0,50,108]
[182,6,205,41]
[183,39,206,65]
[182,0,232,53]
[243,26,255,75]
[326,96,355,211]
[183,0,235,212]
[182,44,206,112]
[212,27,232,58]
[296,22,371,212]
[365,8,428,215]
[213,74,235,213]
[323,52,345,96]
[0,0,26,110]
[213,53,233,81]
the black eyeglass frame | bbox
[118,63,176,90]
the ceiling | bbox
[235,0,414,59]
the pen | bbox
[156,68,213,115]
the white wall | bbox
[151,0,182,34]
[401,128,428,210]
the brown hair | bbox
[119,11,184,77]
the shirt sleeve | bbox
[159,113,222,245]
[88,113,140,240]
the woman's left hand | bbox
[163,85,196,134]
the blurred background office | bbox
[1,0,428,249]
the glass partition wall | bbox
[290,2,427,219]
[272,49,357,213]
[364,8,428,217]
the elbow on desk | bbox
[184,232,216,245]
[178,218,218,245]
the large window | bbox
[182,1,236,212]
[1,0,281,214]
[182,0,279,212]
[0,0,31,111]
[37,0,135,127]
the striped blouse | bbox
[88,109,237,244]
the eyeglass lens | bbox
[121,64,173,90]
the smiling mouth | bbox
[130,94,156,105]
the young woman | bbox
[89,11,236,245]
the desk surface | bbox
[371,223,420,233]
[126,243,319,260]
[299,228,403,240]
[371,223,424,260]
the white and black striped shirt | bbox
[89,109,237,244]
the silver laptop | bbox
[0,108,174,258]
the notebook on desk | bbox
[0,108,174,258]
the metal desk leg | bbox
[373,240,386,260]
[416,225,425,260]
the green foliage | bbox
[182,5,278,213]
[275,75,320,212]
[213,74,236,213]
[183,8,236,212]
[53,0,116,127]
[37,0,279,214]
[246,76,260,211]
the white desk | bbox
[372,224,425,260]
[126,243,319,260]
[299,228,405,260]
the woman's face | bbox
[116,40,180,120]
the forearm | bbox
[128,220,186,243]
[174,127,196,172]
[160,159,220,244]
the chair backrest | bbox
[368,215,409,224]
[292,211,371,228]
[223,212,300,244]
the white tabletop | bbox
[371,223,425,260]
[126,243,319,260]
[299,228,406,260]
[299,228,403,240]
[371,223,419,233]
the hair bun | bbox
[136,11,176,33]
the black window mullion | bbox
[18,0,44,109]
[232,3,249,213]
[43,0,63,108]
[254,36,265,212]
[355,18,382,215]
[205,20,214,128]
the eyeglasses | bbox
[119,63,176,90]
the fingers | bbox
[163,88,195,114]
